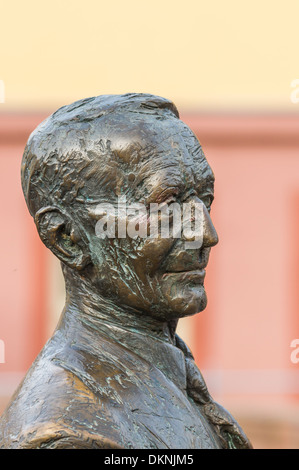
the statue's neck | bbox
[58,267,178,346]
[52,270,186,394]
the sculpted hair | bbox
[21,93,179,218]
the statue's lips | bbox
[162,269,206,284]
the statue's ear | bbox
[35,206,90,271]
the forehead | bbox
[108,116,214,201]
[80,114,214,205]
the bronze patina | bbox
[0,94,252,449]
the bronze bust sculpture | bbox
[0,94,252,449]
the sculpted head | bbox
[21,93,218,322]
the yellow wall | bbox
[0,0,298,112]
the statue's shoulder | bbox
[0,341,126,449]
[0,421,123,449]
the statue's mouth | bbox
[162,268,206,284]
[164,260,207,272]
[162,246,211,275]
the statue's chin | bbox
[154,279,208,321]
[171,287,207,318]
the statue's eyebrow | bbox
[155,186,181,203]
[197,183,214,202]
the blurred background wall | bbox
[0,0,299,448]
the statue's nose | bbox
[202,204,218,248]
[181,195,218,248]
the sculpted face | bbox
[80,114,218,321]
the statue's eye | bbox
[200,194,214,211]
[164,194,177,205]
